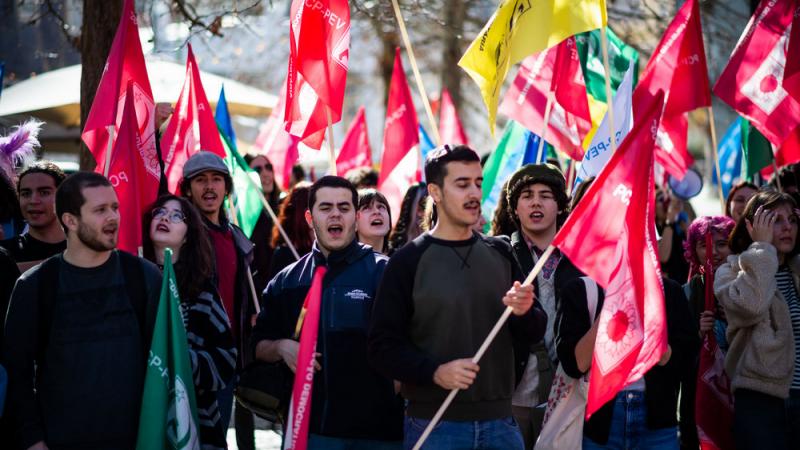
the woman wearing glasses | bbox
[245,154,283,296]
[142,195,237,450]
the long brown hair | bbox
[271,183,314,253]
[729,190,800,256]
[143,195,215,300]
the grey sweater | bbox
[714,241,796,399]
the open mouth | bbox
[328,224,343,238]
[202,192,218,201]
[529,211,544,221]
[370,218,384,227]
[464,202,480,212]
[156,223,170,233]
[102,225,118,236]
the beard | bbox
[77,221,117,252]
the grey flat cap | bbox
[182,151,229,180]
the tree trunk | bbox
[79,0,123,171]
[440,0,466,117]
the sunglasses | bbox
[152,207,186,224]
[252,163,273,174]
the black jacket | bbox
[509,231,583,385]
[251,240,402,441]
[555,276,696,445]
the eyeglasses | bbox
[152,207,186,224]
[252,163,273,174]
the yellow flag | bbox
[459,0,607,135]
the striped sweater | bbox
[179,280,238,450]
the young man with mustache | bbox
[179,151,257,447]
[2,172,162,450]
[1,161,67,273]
[503,163,582,449]
[252,176,403,449]
[368,145,547,450]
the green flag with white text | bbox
[136,248,200,450]
[740,119,773,181]
[219,127,263,238]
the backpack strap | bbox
[581,277,599,323]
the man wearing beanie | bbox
[504,163,582,449]
[180,151,257,449]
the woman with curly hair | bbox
[387,182,427,254]
[268,182,314,279]
[677,215,735,449]
[142,195,236,450]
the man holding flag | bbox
[369,145,546,449]
[252,176,403,449]
[2,172,162,450]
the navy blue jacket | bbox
[251,239,402,441]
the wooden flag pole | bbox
[707,106,726,213]
[103,125,115,177]
[773,160,783,192]
[327,109,337,175]
[536,91,555,164]
[239,167,301,260]
[391,0,442,146]
[412,245,556,450]
[599,27,617,153]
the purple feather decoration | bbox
[0,119,43,179]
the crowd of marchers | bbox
[1,145,800,450]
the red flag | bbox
[552,90,668,418]
[635,0,710,179]
[714,0,800,146]
[160,44,226,193]
[285,0,350,148]
[784,8,800,100]
[695,232,734,450]
[438,89,470,146]
[378,49,420,223]
[777,125,800,167]
[499,38,591,161]
[283,266,327,450]
[81,0,159,180]
[255,79,301,191]
[108,82,159,255]
[335,106,371,175]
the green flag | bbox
[219,126,264,238]
[576,26,639,103]
[740,120,773,181]
[136,248,200,450]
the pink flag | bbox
[499,37,591,161]
[695,232,734,450]
[634,0,710,180]
[160,44,226,193]
[285,0,350,148]
[255,79,301,191]
[81,0,159,180]
[714,0,800,146]
[378,49,420,222]
[438,89,469,146]
[552,90,668,418]
[108,82,159,255]
[336,106,372,175]
[284,266,328,450]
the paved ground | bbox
[225,406,283,450]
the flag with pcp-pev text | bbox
[136,248,200,450]
[285,0,350,148]
[459,0,607,134]
[553,90,668,418]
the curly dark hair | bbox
[271,183,314,253]
[729,190,800,256]
[388,182,427,253]
[142,195,215,300]
[489,179,517,237]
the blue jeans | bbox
[308,434,402,450]
[403,415,524,450]
[583,391,678,450]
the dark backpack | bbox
[34,252,149,361]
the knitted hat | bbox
[182,151,229,180]
[505,163,566,210]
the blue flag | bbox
[215,85,237,146]
[712,118,743,199]
[419,125,436,162]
